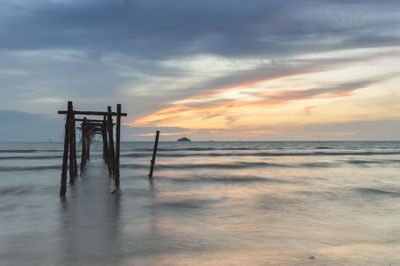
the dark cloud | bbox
[2,0,399,58]
[1,0,287,57]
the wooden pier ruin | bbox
[58,101,127,197]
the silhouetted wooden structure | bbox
[58,101,127,197]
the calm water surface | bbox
[1,141,400,265]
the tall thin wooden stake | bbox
[80,117,87,175]
[102,117,107,162]
[103,116,112,176]
[148,130,160,178]
[71,114,78,180]
[86,133,90,161]
[114,104,121,189]
[69,103,75,184]
[60,101,72,197]
[107,106,115,177]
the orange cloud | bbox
[130,130,196,137]
[133,81,365,129]
[130,60,394,133]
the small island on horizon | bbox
[177,137,191,142]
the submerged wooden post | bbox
[114,104,121,189]
[103,116,112,176]
[86,131,91,161]
[107,106,115,177]
[71,115,78,181]
[69,103,76,184]
[60,101,72,197]
[80,117,87,175]
[148,130,160,178]
[102,116,107,162]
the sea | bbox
[0,141,400,265]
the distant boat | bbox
[177,137,190,142]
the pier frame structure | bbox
[58,101,127,197]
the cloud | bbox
[132,71,394,130]
[1,0,400,140]
[2,0,400,58]
[121,125,191,139]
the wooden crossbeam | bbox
[76,118,107,123]
[76,128,102,131]
[76,127,103,131]
[58,110,127,116]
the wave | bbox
[0,149,37,153]
[0,155,63,160]
[2,159,392,173]
[346,160,382,165]
[0,186,35,195]
[161,175,289,184]
[0,154,111,160]
[0,149,63,153]
[120,161,334,170]
[353,188,400,197]
[145,198,218,210]
[122,147,256,152]
[121,151,400,158]
[344,159,400,166]
[157,162,284,169]
[121,153,150,158]
[2,150,398,160]
[0,165,60,171]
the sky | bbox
[1,0,400,141]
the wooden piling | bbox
[114,104,121,189]
[107,106,115,177]
[101,116,107,162]
[148,130,160,178]
[69,103,76,184]
[80,117,87,175]
[86,133,90,161]
[103,116,112,176]
[71,114,78,180]
[60,101,72,197]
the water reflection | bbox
[59,165,121,265]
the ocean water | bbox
[1,141,400,265]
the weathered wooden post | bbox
[60,101,72,197]
[114,104,121,190]
[69,102,76,184]
[80,117,87,175]
[101,116,107,162]
[103,116,112,176]
[71,115,78,181]
[86,130,91,161]
[107,106,115,177]
[148,130,160,178]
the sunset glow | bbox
[132,46,400,139]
